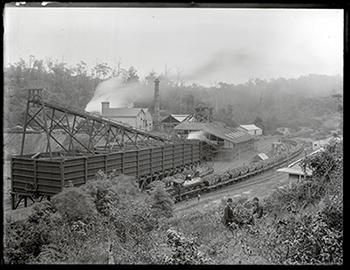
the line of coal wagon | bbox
[164,143,304,202]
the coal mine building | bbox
[239,124,263,136]
[101,102,153,131]
[174,121,255,160]
[277,148,324,181]
[160,114,191,129]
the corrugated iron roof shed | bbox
[203,123,253,144]
[171,114,191,122]
[240,124,262,131]
[277,148,323,176]
[161,114,191,123]
[174,121,207,130]
[175,121,253,144]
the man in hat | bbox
[252,197,263,219]
[223,198,235,226]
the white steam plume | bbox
[85,77,153,113]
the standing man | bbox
[252,197,263,219]
[197,193,201,202]
[223,198,234,226]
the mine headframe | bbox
[20,88,170,159]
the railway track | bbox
[174,171,285,213]
[173,148,304,204]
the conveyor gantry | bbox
[20,88,170,159]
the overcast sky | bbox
[4,7,343,85]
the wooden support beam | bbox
[41,103,52,159]
[20,99,30,155]
[48,108,56,135]
[104,123,111,152]
[90,124,109,146]
[69,115,77,151]
[44,113,94,154]
[24,106,43,129]
[108,128,120,150]
[29,116,69,152]
[48,112,66,134]
[87,119,95,152]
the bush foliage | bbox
[4,142,343,264]
[149,183,174,218]
[4,173,170,264]
[165,142,343,265]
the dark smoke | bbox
[181,49,263,82]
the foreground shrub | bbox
[81,171,120,215]
[4,201,58,263]
[149,183,174,218]
[51,187,97,223]
[164,228,211,264]
[274,213,342,264]
[319,196,343,232]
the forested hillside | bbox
[4,57,342,132]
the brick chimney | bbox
[101,101,110,116]
[153,78,160,130]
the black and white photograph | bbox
[3,3,343,265]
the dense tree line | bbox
[3,57,141,128]
[4,57,342,132]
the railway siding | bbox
[171,145,303,202]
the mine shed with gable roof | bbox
[101,102,153,131]
[174,121,255,160]
[239,124,263,136]
[276,148,323,181]
[161,114,191,128]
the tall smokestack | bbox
[153,78,160,130]
[101,101,110,116]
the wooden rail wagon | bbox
[10,141,202,209]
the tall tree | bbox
[92,63,112,80]
[144,71,157,86]
[123,66,139,84]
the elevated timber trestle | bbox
[11,88,206,209]
[20,88,170,157]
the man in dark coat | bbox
[252,197,263,219]
[223,198,234,226]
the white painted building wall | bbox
[101,102,153,131]
[239,125,262,136]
